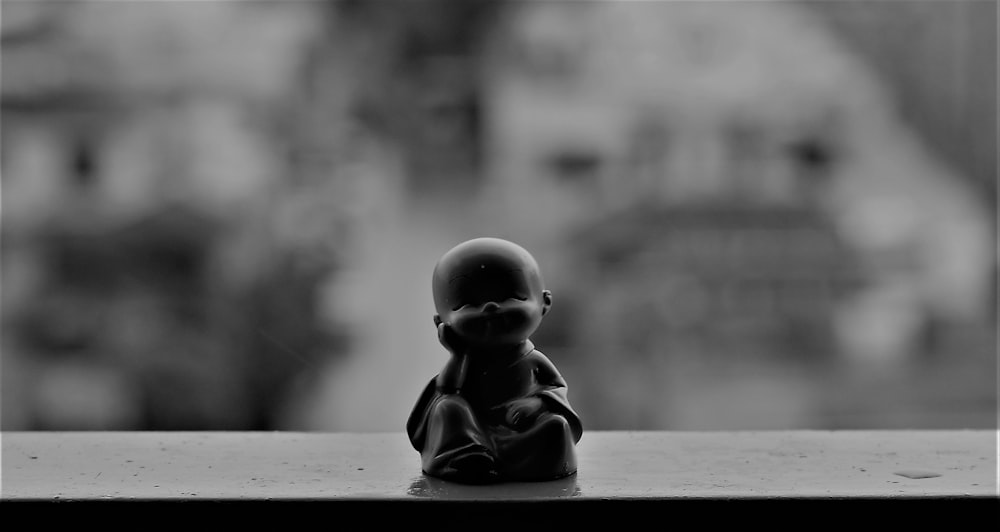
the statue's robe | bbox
[407,341,582,482]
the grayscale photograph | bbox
[2,0,996,525]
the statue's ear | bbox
[433,314,442,327]
[541,290,553,316]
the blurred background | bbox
[1,0,995,432]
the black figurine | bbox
[407,237,583,483]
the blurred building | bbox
[477,0,996,429]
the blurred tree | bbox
[1,0,349,430]
[333,0,505,192]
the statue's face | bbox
[433,241,551,349]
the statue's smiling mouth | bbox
[461,310,525,339]
[477,314,507,337]
[483,315,505,336]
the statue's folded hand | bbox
[503,396,545,429]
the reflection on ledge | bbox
[408,473,581,499]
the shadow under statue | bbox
[407,237,583,483]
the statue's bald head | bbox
[432,238,547,319]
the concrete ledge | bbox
[3,431,997,527]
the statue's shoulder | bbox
[523,347,558,372]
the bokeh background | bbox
[2,0,996,432]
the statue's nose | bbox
[481,302,500,314]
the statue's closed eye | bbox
[447,269,531,310]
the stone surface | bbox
[2,431,995,501]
